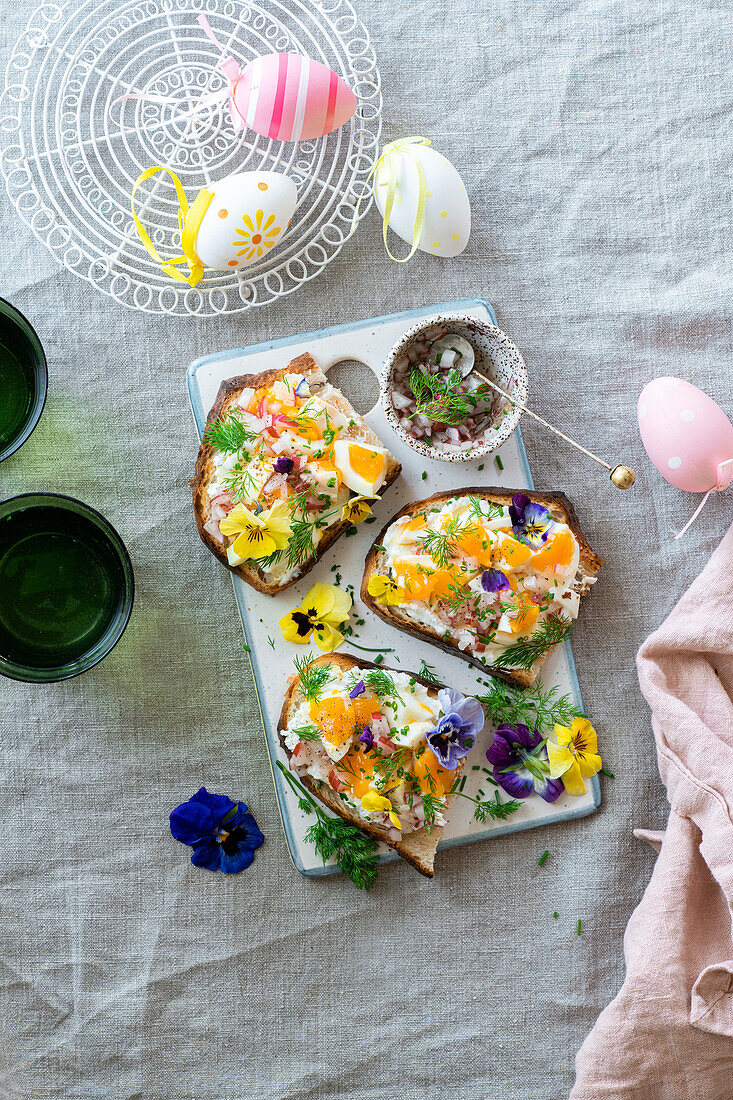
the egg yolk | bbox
[348,444,386,486]
[412,749,454,796]
[351,696,378,727]
[336,746,378,798]
[455,526,494,567]
[510,595,540,634]
[309,696,355,746]
[393,563,434,601]
[530,530,574,570]
[499,536,532,568]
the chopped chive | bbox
[374,653,384,665]
[365,516,377,524]
[471,765,480,771]
[478,463,484,471]
[553,911,558,919]
[373,544,387,553]
[421,471,427,480]
[459,775,467,791]
[346,643,394,654]
[495,455,504,471]
[599,767,615,778]
[577,919,582,935]
[538,850,549,867]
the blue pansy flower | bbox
[425,688,485,769]
[170,787,264,873]
[509,493,555,549]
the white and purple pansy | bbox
[486,724,563,803]
[425,688,485,769]
[509,493,555,549]
[481,567,511,593]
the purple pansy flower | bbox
[359,725,374,749]
[349,679,365,699]
[294,377,309,398]
[486,724,563,802]
[170,787,264,873]
[274,456,294,475]
[481,567,511,593]
[508,493,555,549]
[425,688,485,769]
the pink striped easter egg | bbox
[230,53,357,141]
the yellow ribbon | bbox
[353,136,430,263]
[131,166,213,287]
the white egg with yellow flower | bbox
[333,440,388,497]
[193,171,297,271]
[373,139,470,258]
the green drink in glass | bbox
[0,495,134,682]
[0,299,47,462]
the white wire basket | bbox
[0,0,381,316]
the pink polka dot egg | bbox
[638,376,733,493]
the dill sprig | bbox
[417,660,442,688]
[204,408,256,454]
[348,667,401,703]
[372,746,413,787]
[277,763,379,890]
[294,656,333,702]
[421,791,443,832]
[291,723,322,743]
[409,366,488,427]
[418,516,476,568]
[452,787,522,824]
[476,677,587,730]
[492,615,574,671]
[466,496,504,523]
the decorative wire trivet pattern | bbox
[0,0,382,315]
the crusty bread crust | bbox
[277,651,466,878]
[191,353,401,595]
[360,487,603,690]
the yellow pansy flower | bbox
[279,582,352,651]
[219,500,292,561]
[361,790,401,829]
[367,574,406,606]
[547,718,602,796]
[341,495,376,525]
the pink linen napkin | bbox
[571,524,733,1100]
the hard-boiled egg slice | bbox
[333,441,388,497]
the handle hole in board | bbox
[326,358,380,415]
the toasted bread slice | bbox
[191,353,401,594]
[278,652,469,878]
[361,487,602,689]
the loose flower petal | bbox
[367,574,406,606]
[481,567,511,593]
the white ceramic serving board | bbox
[187,298,601,877]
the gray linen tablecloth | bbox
[1,2,731,1097]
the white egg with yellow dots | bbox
[373,141,471,258]
[194,171,297,272]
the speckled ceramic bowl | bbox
[379,313,528,463]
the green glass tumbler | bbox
[0,298,48,462]
[0,494,134,682]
